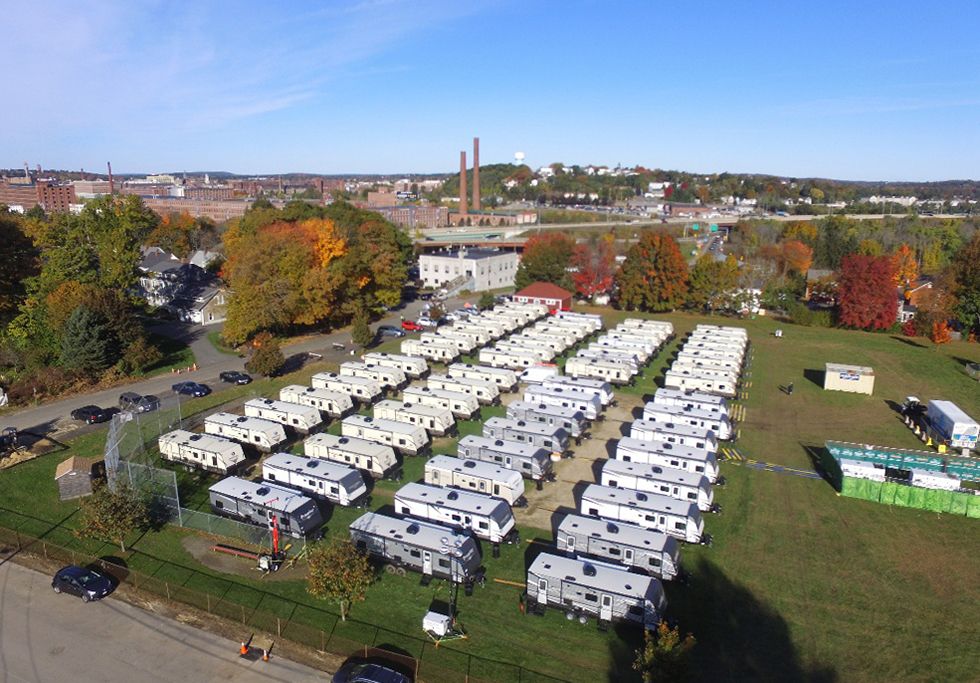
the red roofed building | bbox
[513,282,573,311]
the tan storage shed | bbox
[824,363,875,395]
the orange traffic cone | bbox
[192,363,197,372]
[240,641,248,656]
[262,649,269,661]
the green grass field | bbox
[4,311,980,682]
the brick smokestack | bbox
[107,161,114,194]
[459,151,468,216]
[473,137,480,211]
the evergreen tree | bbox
[59,305,116,371]
[351,307,374,347]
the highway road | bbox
[0,560,328,682]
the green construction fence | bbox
[839,475,980,517]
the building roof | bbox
[514,282,573,301]
[54,456,100,480]
[422,248,510,260]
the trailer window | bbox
[649,557,661,567]
[608,547,621,556]
[585,593,598,602]
[674,521,686,531]
[438,559,450,569]
[410,550,421,558]
[687,492,697,500]
[628,605,644,617]
[215,501,224,509]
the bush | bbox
[787,301,834,328]
[7,367,85,404]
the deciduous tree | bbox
[931,321,952,350]
[570,235,616,301]
[246,331,285,377]
[836,254,898,330]
[951,232,980,332]
[76,481,150,553]
[617,231,689,312]
[307,538,373,620]
[781,240,813,276]
[0,210,38,325]
[633,621,697,683]
[514,233,576,291]
[891,243,918,288]
[687,255,742,312]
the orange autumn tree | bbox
[931,321,952,350]
[781,240,813,276]
[892,244,918,289]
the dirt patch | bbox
[181,535,308,582]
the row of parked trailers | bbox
[566,318,674,385]
[662,324,749,399]
[479,310,605,371]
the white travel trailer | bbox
[542,376,615,408]
[664,368,737,399]
[279,385,354,419]
[683,338,745,361]
[524,386,602,421]
[468,318,508,339]
[402,386,480,420]
[531,324,579,346]
[450,323,493,345]
[478,312,520,333]
[424,455,526,507]
[519,365,561,385]
[244,398,322,435]
[689,329,747,348]
[491,340,554,363]
[674,350,742,373]
[525,553,667,629]
[611,326,668,347]
[576,348,641,371]
[457,435,553,481]
[400,338,460,363]
[551,311,604,333]
[590,339,651,363]
[507,400,588,441]
[261,453,368,506]
[653,387,729,418]
[342,414,430,457]
[311,372,383,405]
[642,403,731,440]
[631,419,718,454]
[483,417,570,455]
[209,478,323,538]
[515,331,568,353]
[493,305,535,325]
[556,514,682,581]
[615,437,720,484]
[670,360,739,384]
[421,331,477,354]
[428,373,500,405]
[694,324,747,340]
[580,484,708,545]
[340,362,407,391]
[600,459,716,512]
[604,332,658,354]
[373,399,456,437]
[503,301,550,318]
[621,318,674,336]
[504,336,560,360]
[304,433,398,479]
[478,347,543,371]
[395,482,518,545]
[539,320,593,341]
[363,352,429,379]
[448,363,518,392]
[158,430,245,475]
[204,413,287,453]
[565,357,635,386]
[349,512,483,586]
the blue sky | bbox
[2,0,979,181]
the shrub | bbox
[8,367,84,404]
[787,301,834,328]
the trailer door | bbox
[624,548,634,564]
[600,594,613,622]
[423,551,432,575]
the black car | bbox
[51,565,115,602]
[377,325,406,338]
[219,371,252,385]
[332,662,411,683]
[172,381,210,397]
[70,405,109,424]
[118,392,160,413]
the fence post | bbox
[206,594,211,613]
[277,617,281,637]
[15,530,21,550]
[321,631,325,654]
[166,582,170,601]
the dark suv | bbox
[71,405,109,424]
[118,392,160,413]
[377,325,406,338]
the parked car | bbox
[71,405,109,424]
[118,392,160,413]
[416,317,437,328]
[172,381,210,397]
[332,661,412,683]
[51,565,115,602]
[401,320,423,332]
[377,325,406,338]
[418,292,434,301]
[219,371,252,385]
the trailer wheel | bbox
[577,614,588,625]
[385,565,396,575]
[565,611,575,621]
[395,567,407,577]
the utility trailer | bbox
[664,369,737,399]
[580,484,709,545]
[525,553,667,629]
[642,403,732,440]
[400,338,460,363]
[507,400,588,441]
[244,398,322,435]
[363,352,429,379]
[482,417,570,456]
[209,477,323,538]
[565,356,636,386]
[349,512,484,587]
[448,363,519,393]
[428,373,500,405]
[542,376,615,408]
[340,362,407,391]
[158,430,245,475]
[342,414,430,457]
[204,413,287,453]
[556,514,682,581]
[311,372,383,405]
[373,399,456,437]
[615,437,720,484]
[279,385,354,419]
[652,387,729,418]
[424,454,526,507]
[395,482,519,545]
[261,452,368,506]
[524,386,602,422]
[457,435,553,482]
[402,386,480,420]
[600,459,716,512]
[304,433,398,479]
[631,419,718,454]
[927,400,980,451]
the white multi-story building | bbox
[419,248,518,292]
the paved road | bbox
[0,560,328,683]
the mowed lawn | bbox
[4,310,980,682]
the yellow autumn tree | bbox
[892,244,918,289]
